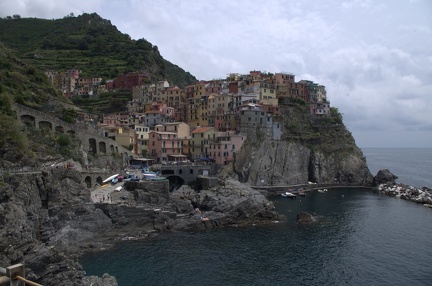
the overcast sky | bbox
[1,0,431,148]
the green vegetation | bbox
[54,133,77,158]
[0,44,77,160]
[61,108,77,123]
[0,107,29,153]
[330,107,343,124]
[0,13,197,87]
[0,43,61,108]
[0,45,54,157]
[71,89,132,114]
[278,99,354,156]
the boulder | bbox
[82,273,118,286]
[373,169,398,185]
[169,179,285,231]
[296,212,318,224]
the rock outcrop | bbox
[0,169,116,285]
[373,169,398,185]
[234,138,372,186]
[168,178,285,230]
[296,212,318,224]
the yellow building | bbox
[259,82,276,100]
[189,126,216,160]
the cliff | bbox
[0,169,114,285]
[233,101,373,186]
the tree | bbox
[330,107,343,124]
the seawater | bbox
[362,148,432,188]
[81,149,432,286]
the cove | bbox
[81,188,432,286]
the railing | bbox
[0,264,42,286]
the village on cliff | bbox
[45,69,331,165]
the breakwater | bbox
[378,183,432,207]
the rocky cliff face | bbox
[0,169,116,286]
[234,114,373,186]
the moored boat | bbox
[282,191,297,199]
[102,174,119,184]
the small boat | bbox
[299,191,306,196]
[318,189,328,193]
[102,174,119,184]
[142,171,158,179]
[282,192,297,199]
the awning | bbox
[130,158,155,162]
[168,154,187,158]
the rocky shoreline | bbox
[2,166,430,285]
[372,168,432,207]
[377,183,432,207]
[0,169,285,286]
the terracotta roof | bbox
[192,127,214,134]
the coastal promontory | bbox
[0,15,372,285]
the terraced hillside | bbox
[0,13,197,87]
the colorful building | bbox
[208,131,247,165]
[189,126,217,160]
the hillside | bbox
[0,13,197,87]
[0,43,89,167]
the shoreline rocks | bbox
[377,182,432,206]
[296,212,318,224]
[373,169,432,207]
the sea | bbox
[81,148,432,286]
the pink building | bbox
[208,132,247,165]
[148,130,184,163]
